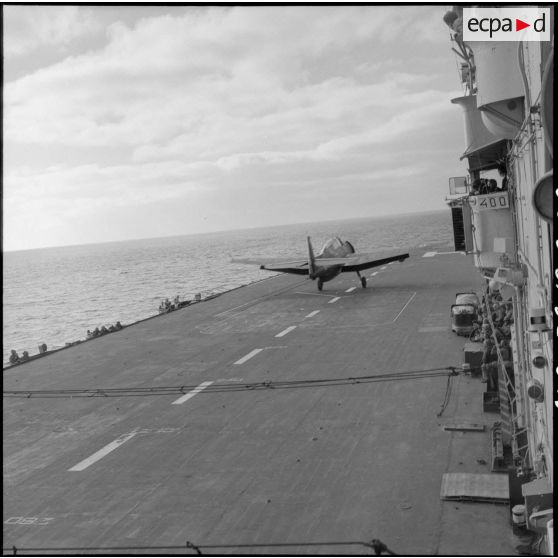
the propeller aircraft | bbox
[232,236,409,291]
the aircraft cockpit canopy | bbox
[319,237,344,254]
[318,237,355,257]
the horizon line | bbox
[3,208,448,254]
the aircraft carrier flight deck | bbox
[3,244,517,555]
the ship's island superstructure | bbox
[443,5,554,552]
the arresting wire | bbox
[3,366,461,399]
[4,537,397,555]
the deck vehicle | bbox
[450,303,477,335]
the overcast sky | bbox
[3,4,468,251]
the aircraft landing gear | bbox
[357,271,367,288]
[317,279,324,291]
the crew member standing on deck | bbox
[481,338,496,384]
[497,163,509,191]
[486,345,499,391]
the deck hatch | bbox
[440,473,509,503]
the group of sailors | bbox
[476,290,515,390]
[9,292,204,366]
[470,178,499,196]
[9,349,30,364]
[469,165,509,196]
[8,321,127,365]
[9,343,48,365]
[86,322,123,339]
[159,296,181,313]
[158,294,199,314]
[10,322,126,365]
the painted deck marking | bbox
[423,251,437,257]
[172,381,214,405]
[135,427,181,434]
[393,292,417,322]
[305,310,320,318]
[381,266,388,270]
[234,348,263,365]
[4,517,55,526]
[68,430,138,471]
[345,287,357,293]
[328,297,341,304]
[371,272,379,277]
[276,325,297,338]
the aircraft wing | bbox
[231,257,310,275]
[327,251,410,272]
[232,250,409,275]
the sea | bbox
[3,210,453,366]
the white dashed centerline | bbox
[234,348,264,365]
[172,380,214,405]
[305,310,320,318]
[69,430,138,472]
[275,325,297,338]
[69,379,216,471]
[328,297,341,304]
[345,287,356,293]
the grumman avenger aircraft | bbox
[233,236,410,291]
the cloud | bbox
[4,161,207,210]
[4,7,450,148]
[3,5,466,250]
[3,5,101,56]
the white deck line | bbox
[234,348,263,365]
[275,325,297,338]
[393,292,417,322]
[328,297,341,304]
[371,272,379,276]
[423,251,437,257]
[345,287,357,293]
[305,310,320,318]
[381,266,387,270]
[172,380,214,405]
[68,431,138,472]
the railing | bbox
[483,296,531,472]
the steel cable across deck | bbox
[4,366,461,399]
[3,537,397,555]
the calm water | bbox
[3,211,452,365]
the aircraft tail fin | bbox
[307,236,316,279]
